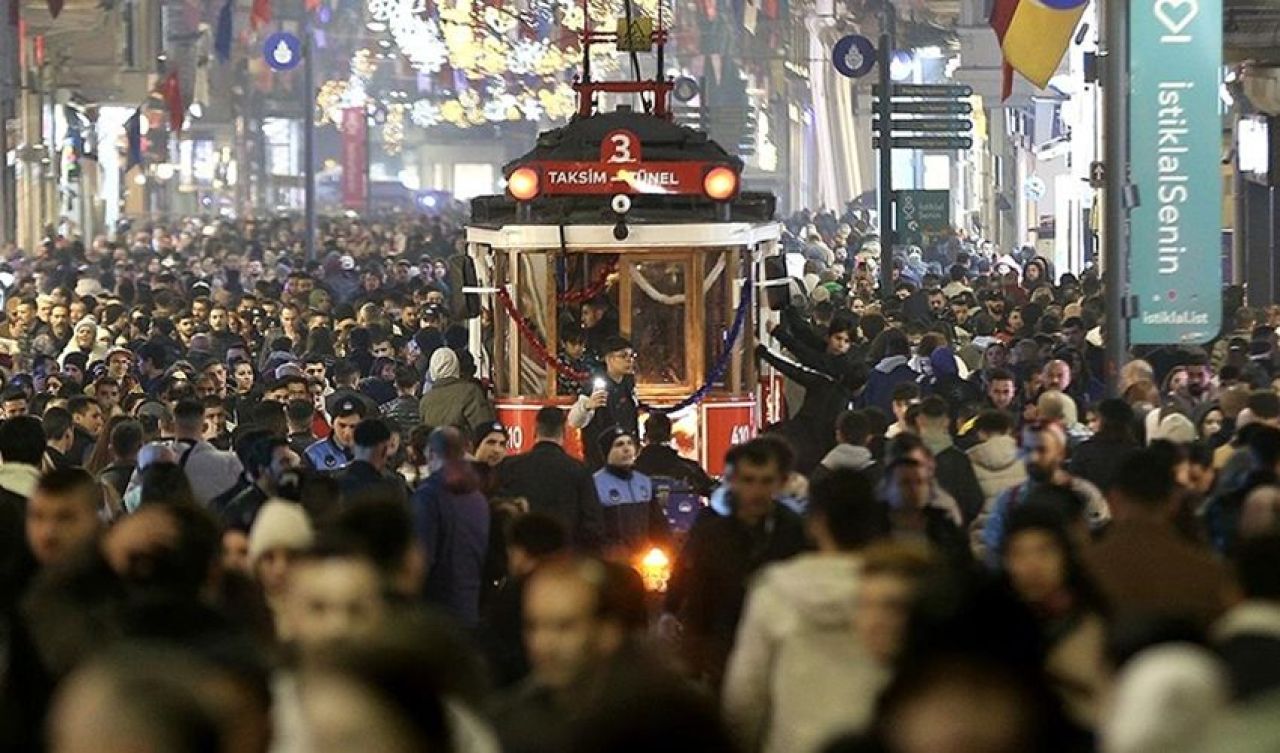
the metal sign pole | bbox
[1102,0,1129,395]
[302,5,318,263]
[877,2,894,295]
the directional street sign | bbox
[887,101,973,115]
[872,84,973,98]
[874,136,973,150]
[874,118,973,133]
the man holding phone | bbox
[569,335,639,471]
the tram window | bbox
[704,252,732,390]
[630,260,687,385]
[557,255,619,373]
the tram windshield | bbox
[485,246,751,401]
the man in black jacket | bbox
[567,336,639,471]
[633,413,715,497]
[497,406,604,551]
[664,437,806,688]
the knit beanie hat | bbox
[248,500,313,563]
[597,426,636,460]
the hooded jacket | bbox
[858,355,918,415]
[412,461,490,627]
[809,444,881,488]
[967,435,1028,508]
[419,348,495,431]
[722,554,887,753]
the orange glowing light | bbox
[703,166,738,201]
[508,167,540,201]
[637,546,672,593]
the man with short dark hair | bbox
[220,435,301,529]
[66,396,103,467]
[498,406,604,550]
[568,335,640,471]
[42,407,76,470]
[168,398,243,506]
[666,438,807,687]
[335,418,406,505]
[811,409,880,487]
[1,389,28,419]
[633,412,715,497]
[985,368,1018,413]
[304,397,364,472]
[26,467,101,568]
[379,364,422,435]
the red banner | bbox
[341,107,367,209]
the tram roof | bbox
[469,191,776,227]
[503,110,744,171]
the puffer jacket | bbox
[722,554,887,753]
[967,435,1028,509]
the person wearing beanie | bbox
[249,499,314,614]
[418,347,494,433]
[592,427,671,553]
[60,316,109,368]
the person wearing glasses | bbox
[569,335,639,471]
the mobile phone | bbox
[593,378,608,392]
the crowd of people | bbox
[0,208,1278,753]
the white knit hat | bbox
[248,500,313,563]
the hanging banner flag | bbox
[1129,0,1223,344]
[161,71,184,132]
[125,109,144,170]
[251,0,271,30]
[990,0,1087,99]
[341,107,367,209]
[214,0,234,62]
[46,0,63,18]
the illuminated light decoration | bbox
[382,104,406,155]
[367,0,396,21]
[410,99,442,127]
[521,98,543,122]
[507,167,540,201]
[702,166,739,201]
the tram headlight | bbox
[507,167,540,201]
[703,166,739,201]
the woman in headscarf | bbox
[59,316,109,367]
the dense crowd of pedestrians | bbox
[0,210,1277,753]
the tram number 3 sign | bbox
[603,130,642,164]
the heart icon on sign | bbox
[1153,0,1198,36]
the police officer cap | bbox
[333,397,367,419]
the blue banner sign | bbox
[1129,0,1223,344]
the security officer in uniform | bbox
[568,335,639,471]
[304,397,364,472]
[592,427,671,552]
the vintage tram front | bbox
[465,111,781,475]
